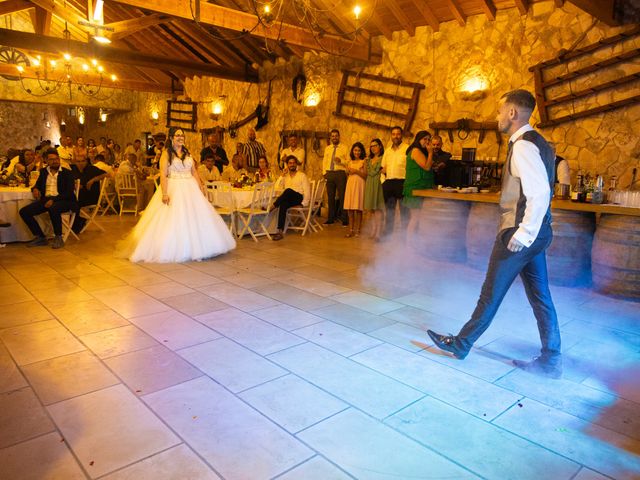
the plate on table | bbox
[441,187,457,193]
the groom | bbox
[427,89,562,379]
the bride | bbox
[119,127,236,263]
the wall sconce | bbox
[303,90,321,116]
[151,110,159,125]
[77,107,85,125]
[99,109,108,123]
[457,71,489,101]
[209,95,227,121]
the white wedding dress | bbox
[119,155,236,263]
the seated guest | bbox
[200,132,228,174]
[270,155,310,241]
[93,154,114,178]
[431,134,452,185]
[254,155,274,183]
[198,153,222,182]
[117,153,155,212]
[19,148,78,249]
[221,153,249,184]
[57,136,74,168]
[70,156,108,233]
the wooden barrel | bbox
[592,214,640,300]
[416,198,470,262]
[465,203,500,270]
[547,210,595,287]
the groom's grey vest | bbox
[499,129,555,234]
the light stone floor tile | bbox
[293,320,382,357]
[252,282,336,311]
[67,272,128,291]
[239,374,348,433]
[276,456,353,480]
[0,320,86,366]
[52,261,106,277]
[161,291,229,316]
[572,468,614,480]
[161,268,225,287]
[144,376,313,480]
[367,322,428,352]
[79,325,158,359]
[193,307,305,355]
[102,444,221,480]
[0,387,56,449]
[178,338,288,393]
[199,282,282,312]
[137,281,196,299]
[128,310,221,351]
[47,384,180,478]
[91,285,172,318]
[29,285,94,305]
[311,303,396,333]
[223,271,275,289]
[329,290,403,315]
[21,350,120,405]
[105,345,202,396]
[352,344,521,420]
[561,318,640,350]
[493,398,640,480]
[109,267,171,287]
[0,432,86,480]
[268,343,424,419]
[393,292,476,322]
[47,299,131,336]
[251,304,324,331]
[0,300,53,329]
[0,283,35,306]
[274,272,351,297]
[298,409,476,480]
[387,396,580,480]
[0,343,27,393]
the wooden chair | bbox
[60,180,81,242]
[78,178,107,234]
[115,172,139,216]
[284,179,326,236]
[235,182,275,242]
[98,177,118,216]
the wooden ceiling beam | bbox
[0,63,173,92]
[383,0,416,36]
[110,0,380,62]
[410,0,440,32]
[30,6,52,35]
[0,28,259,81]
[29,0,87,37]
[368,12,394,40]
[567,0,616,25]
[554,0,565,6]
[170,20,241,66]
[447,0,466,26]
[478,0,497,21]
[514,0,529,15]
[0,0,32,16]
[107,13,169,40]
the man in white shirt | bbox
[381,126,410,233]
[117,153,154,212]
[221,154,249,184]
[322,129,349,225]
[427,89,561,379]
[279,133,306,170]
[57,136,74,168]
[198,154,222,182]
[270,155,310,240]
[124,139,146,166]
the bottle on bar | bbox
[571,170,584,202]
[584,172,594,203]
[592,174,604,204]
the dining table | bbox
[0,185,37,243]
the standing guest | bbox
[95,137,108,156]
[343,142,367,238]
[70,156,107,233]
[364,138,385,241]
[151,141,165,169]
[19,148,78,249]
[222,154,249,184]
[200,132,228,174]
[322,129,349,225]
[270,156,310,241]
[113,143,123,166]
[431,135,452,186]
[117,127,235,262]
[403,130,434,240]
[427,89,562,379]
[87,138,98,163]
[103,139,116,165]
[240,127,267,170]
[57,136,74,168]
[279,133,306,170]
[255,155,274,183]
[73,137,88,165]
[198,153,222,182]
[381,126,410,233]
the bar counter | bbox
[412,189,640,300]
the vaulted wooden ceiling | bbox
[0,0,630,94]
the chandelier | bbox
[15,52,118,100]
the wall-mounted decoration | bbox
[429,118,501,145]
[334,70,424,133]
[530,25,640,128]
[166,100,197,132]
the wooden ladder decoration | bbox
[166,100,198,132]
[334,70,424,133]
[530,25,640,128]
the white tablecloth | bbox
[0,187,36,243]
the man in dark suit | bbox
[19,148,78,249]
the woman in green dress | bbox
[364,138,385,240]
[403,130,434,240]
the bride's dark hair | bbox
[166,126,190,164]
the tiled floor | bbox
[1,215,639,479]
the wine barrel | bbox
[591,214,640,300]
[417,198,470,262]
[547,210,595,287]
[465,203,500,270]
